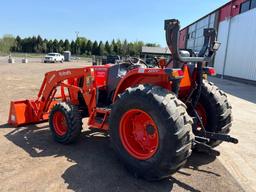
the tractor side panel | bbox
[91,64,114,88]
[94,68,108,87]
[112,69,171,102]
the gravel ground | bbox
[0,59,244,192]
[209,77,256,192]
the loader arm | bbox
[34,68,86,119]
[8,68,87,126]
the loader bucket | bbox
[8,100,39,127]
[8,99,58,127]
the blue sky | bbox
[0,0,229,46]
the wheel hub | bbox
[146,125,156,135]
[119,109,159,160]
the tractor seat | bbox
[106,63,130,102]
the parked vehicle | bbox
[44,53,64,63]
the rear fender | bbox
[179,64,193,97]
[112,68,171,102]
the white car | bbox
[44,53,64,63]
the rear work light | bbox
[203,67,216,76]
[165,68,184,80]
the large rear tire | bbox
[196,80,232,147]
[109,85,193,180]
[49,102,82,144]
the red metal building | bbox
[179,0,256,83]
[179,0,246,51]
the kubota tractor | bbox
[8,19,238,180]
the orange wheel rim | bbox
[119,109,159,160]
[53,111,68,136]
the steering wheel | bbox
[127,57,149,70]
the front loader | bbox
[8,19,238,180]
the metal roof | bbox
[180,0,236,31]
[141,46,171,54]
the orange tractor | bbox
[8,19,238,180]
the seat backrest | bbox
[106,63,130,100]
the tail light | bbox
[203,67,216,76]
[165,68,184,80]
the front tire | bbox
[49,102,82,144]
[109,85,193,180]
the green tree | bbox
[42,39,48,53]
[30,36,37,53]
[47,40,53,53]
[85,40,92,55]
[20,37,30,52]
[116,39,122,55]
[63,39,70,51]
[1,34,155,56]
[15,36,22,52]
[0,34,16,53]
[133,41,144,56]
[98,41,104,56]
[75,38,81,55]
[36,35,43,53]
[105,41,111,55]
[122,39,128,56]
[70,41,76,54]
[92,41,98,55]
[58,40,64,53]
[111,39,118,55]
[52,39,59,52]
[128,42,135,56]
[78,37,87,55]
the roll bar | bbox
[164,19,218,66]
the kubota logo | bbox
[148,69,160,73]
[95,68,107,71]
[59,71,72,76]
